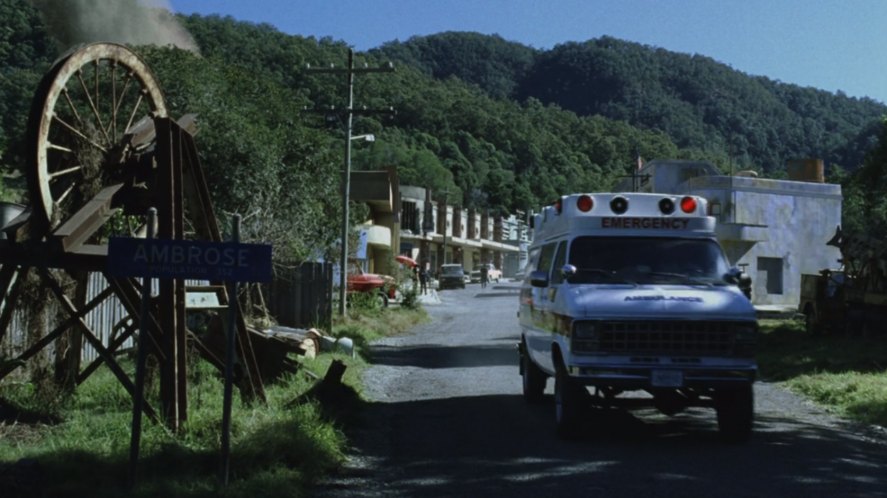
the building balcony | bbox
[362,224,391,247]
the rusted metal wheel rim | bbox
[26,42,167,229]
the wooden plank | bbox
[0,264,23,345]
[40,267,158,423]
[77,320,136,384]
[103,274,167,362]
[51,184,123,252]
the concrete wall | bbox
[681,175,842,308]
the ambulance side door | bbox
[526,241,560,374]
[547,241,570,350]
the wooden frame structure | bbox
[0,43,265,429]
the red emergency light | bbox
[680,196,698,213]
[576,195,594,212]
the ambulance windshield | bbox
[567,237,730,284]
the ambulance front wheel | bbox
[520,346,546,404]
[554,366,583,439]
[715,384,754,443]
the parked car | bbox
[438,264,466,289]
[471,263,502,283]
[347,262,396,306]
[469,269,482,283]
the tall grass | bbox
[0,357,345,497]
[0,304,427,497]
[757,319,887,428]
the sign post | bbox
[219,214,240,486]
[110,212,272,489]
[128,208,156,489]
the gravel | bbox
[311,283,887,498]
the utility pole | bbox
[305,49,394,316]
[439,189,450,265]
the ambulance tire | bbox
[715,384,754,443]
[554,367,582,439]
[521,349,546,404]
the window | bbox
[757,257,784,295]
[537,243,557,277]
[401,201,419,232]
[567,237,730,284]
[525,247,541,274]
[550,242,567,284]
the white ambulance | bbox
[518,193,757,441]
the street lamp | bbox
[338,130,375,316]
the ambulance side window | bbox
[525,247,541,274]
[536,243,557,280]
[550,241,567,285]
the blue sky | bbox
[169,0,887,105]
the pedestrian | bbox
[419,264,428,295]
[480,264,489,289]
[412,264,419,290]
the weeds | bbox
[758,318,887,428]
[0,302,427,497]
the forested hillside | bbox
[2,0,887,257]
[377,34,886,176]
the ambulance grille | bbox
[580,321,737,356]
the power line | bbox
[305,49,394,316]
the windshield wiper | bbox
[571,268,638,286]
[647,271,714,287]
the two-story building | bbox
[619,159,842,311]
[396,186,519,276]
[350,170,520,279]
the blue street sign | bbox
[107,237,273,282]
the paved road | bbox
[311,282,887,498]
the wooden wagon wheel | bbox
[26,42,167,230]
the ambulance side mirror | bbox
[530,270,549,288]
[725,267,752,300]
[562,264,577,279]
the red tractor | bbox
[347,263,397,307]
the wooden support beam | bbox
[180,124,222,242]
[0,264,26,345]
[104,274,166,362]
[51,184,123,252]
[39,267,158,423]
[77,319,137,384]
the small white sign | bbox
[356,229,369,259]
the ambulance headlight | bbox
[573,322,598,339]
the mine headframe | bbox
[0,42,265,429]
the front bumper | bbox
[567,361,757,390]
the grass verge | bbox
[0,302,427,497]
[757,318,887,428]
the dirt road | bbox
[311,283,887,498]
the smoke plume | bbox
[30,0,199,53]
